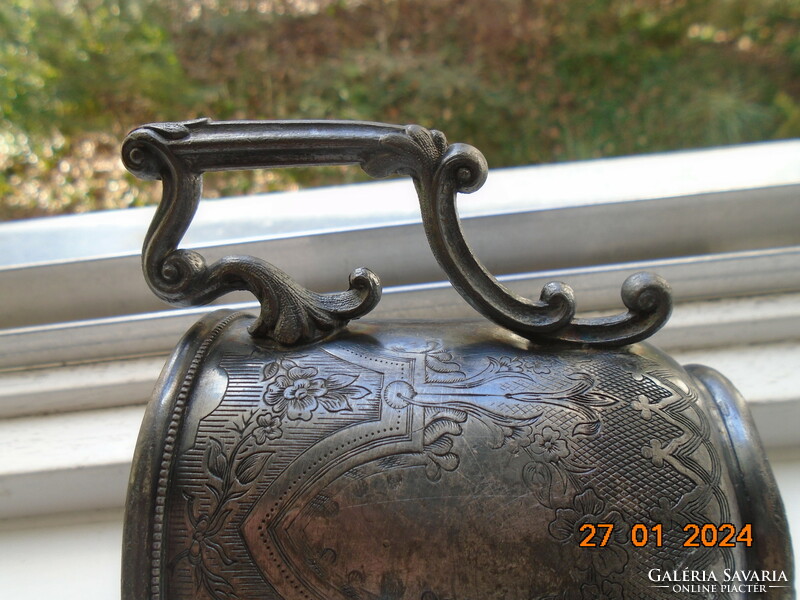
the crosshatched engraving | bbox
[147,316,757,600]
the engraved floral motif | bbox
[521,422,593,508]
[252,414,282,444]
[631,394,655,420]
[171,410,280,599]
[420,407,467,481]
[504,424,534,455]
[170,345,730,599]
[383,351,606,495]
[485,356,552,375]
[262,359,370,421]
[650,496,686,529]
[579,581,624,600]
[493,356,525,373]
[549,488,629,576]
[421,341,467,383]
[642,439,671,467]
[530,426,570,462]
[264,364,328,421]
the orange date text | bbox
[578,523,753,548]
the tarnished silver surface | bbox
[121,119,793,600]
[124,313,792,600]
[121,119,671,346]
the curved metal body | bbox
[124,313,793,600]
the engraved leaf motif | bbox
[235,451,272,485]
[205,438,227,480]
[424,461,442,482]
[341,385,370,400]
[426,436,454,456]
[426,351,459,369]
[522,461,553,505]
[326,373,358,389]
[433,407,468,423]
[423,451,460,482]
[432,452,459,472]
[262,361,279,382]
[575,391,618,407]
[201,567,236,599]
[423,418,463,446]
[424,352,467,382]
[318,392,352,413]
[572,420,602,438]
[206,481,221,503]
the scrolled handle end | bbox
[347,267,383,306]
[621,271,672,315]
[438,143,489,195]
[121,134,165,181]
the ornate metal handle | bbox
[122,118,671,346]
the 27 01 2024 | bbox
[578,523,753,548]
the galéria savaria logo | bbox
[647,569,790,594]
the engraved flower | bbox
[642,439,671,467]
[580,581,623,600]
[493,356,525,373]
[505,425,533,455]
[631,394,654,420]
[523,359,551,374]
[549,488,629,576]
[263,360,369,421]
[252,414,282,444]
[264,364,328,421]
[530,426,570,462]
[176,505,234,573]
[188,516,210,565]
[650,497,685,529]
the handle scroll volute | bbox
[122,118,672,347]
[423,143,673,346]
[366,124,673,346]
[122,119,394,345]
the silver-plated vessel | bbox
[121,120,793,600]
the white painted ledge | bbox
[0,406,142,518]
[3,254,800,371]
[0,509,125,600]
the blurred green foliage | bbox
[1,0,800,219]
